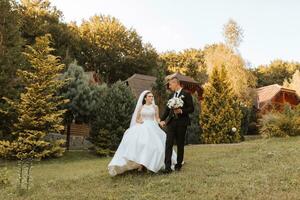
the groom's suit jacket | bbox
[161,89,194,126]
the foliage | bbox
[260,105,300,138]
[60,62,104,124]
[186,94,201,144]
[19,0,62,44]
[223,19,244,50]
[89,81,136,156]
[204,43,256,102]
[0,35,67,160]
[254,60,300,87]
[200,67,242,143]
[284,70,300,97]
[0,0,25,140]
[91,129,114,156]
[77,15,158,83]
[160,48,208,84]
[239,102,252,137]
[0,167,9,186]
[0,0,25,96]
[152,68,169,116]
[19,0,81,65]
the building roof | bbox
[165,72,199,84]
[125,72,204,98]
[125,74,157,97]
[256,84,297,109]
[85,71,100,85]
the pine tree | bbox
[200,66,242,144]
[284,70,300,97]
[152,68,168,116]
[90,81,135,156]
[1,34,67,160]
[186,94,201,144]
[60,62,105,149]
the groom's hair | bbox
[169,77,180,84]
[142,92,152,105]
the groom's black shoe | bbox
[162,168,172,174]
[174,164,182,171]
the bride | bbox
[108,90,177,176]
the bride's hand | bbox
[137,119,144,124]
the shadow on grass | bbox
[110,168,172,180]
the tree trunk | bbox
[66,123,71,150]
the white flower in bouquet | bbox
[167,95,184,109]
[232,127,237,132]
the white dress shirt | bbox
[173,87,183,114]
[174,88,183,98]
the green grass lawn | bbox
[1,137,300,200]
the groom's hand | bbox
[174,108,183,114]
[159,121,166,127]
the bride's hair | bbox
[142,92,152,105]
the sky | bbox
[50,0,300,67]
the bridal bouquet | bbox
[167,95,184,119]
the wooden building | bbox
[85,71,101,85]
[125,74,157,98]
[165,72,203,100]
[256,84,299,114]
[125,72,203,100]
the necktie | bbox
[175,92,178,97]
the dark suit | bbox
[161,89,194,170]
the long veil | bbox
[129,90,156,128]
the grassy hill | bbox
[1,137,300,200]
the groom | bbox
[160,77,194,173]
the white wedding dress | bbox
[108,91,177,176]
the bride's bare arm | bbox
[136,106,143,123]
[155,105,161,123]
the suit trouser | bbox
[165,121,187,169]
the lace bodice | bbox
[140,104,156,121]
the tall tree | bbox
[19,0,61,44]
[223,19,244,50]
[0,0,25,139]
[19,0,80,65]
[200,67,242,144]
[284,70,300,96]
[160,48,207,84]
[77,15,158,83]
[204,43,256,102]
[152,67,169,116]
